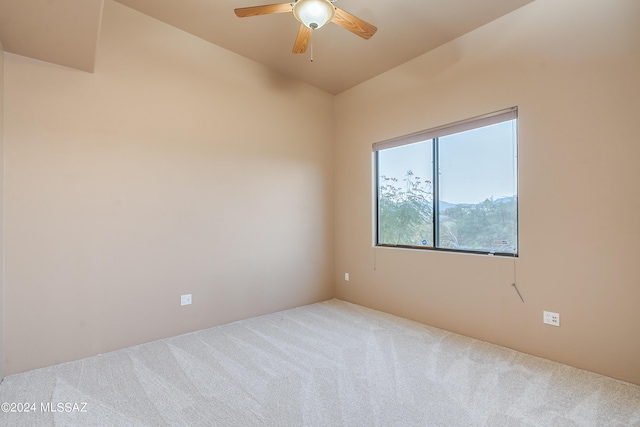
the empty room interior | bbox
[0,0,639,425]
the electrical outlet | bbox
[543,311,560,326]
[181,294,192,306]
[344,273,350,281]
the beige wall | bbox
[3,1,334,374]
[335,0,640,385]
[0,39,4,380]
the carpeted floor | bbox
[1,299,639,426]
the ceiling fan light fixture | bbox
[292,0,335,30]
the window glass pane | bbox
[437,120,517,254]
[377,140,433,246]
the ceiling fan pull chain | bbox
[310,36,314,62]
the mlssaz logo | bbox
[41,402,88,413]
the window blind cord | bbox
[512,243,523,302]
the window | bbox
[374,108,518,256]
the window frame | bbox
[373,108,518,257]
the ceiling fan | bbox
[234,0,377,54]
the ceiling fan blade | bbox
[234,3,293,18]
[331,7,377,39]
[293,24,312,54]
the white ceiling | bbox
[0,0,535,94]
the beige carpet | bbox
[1,299,639,426]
